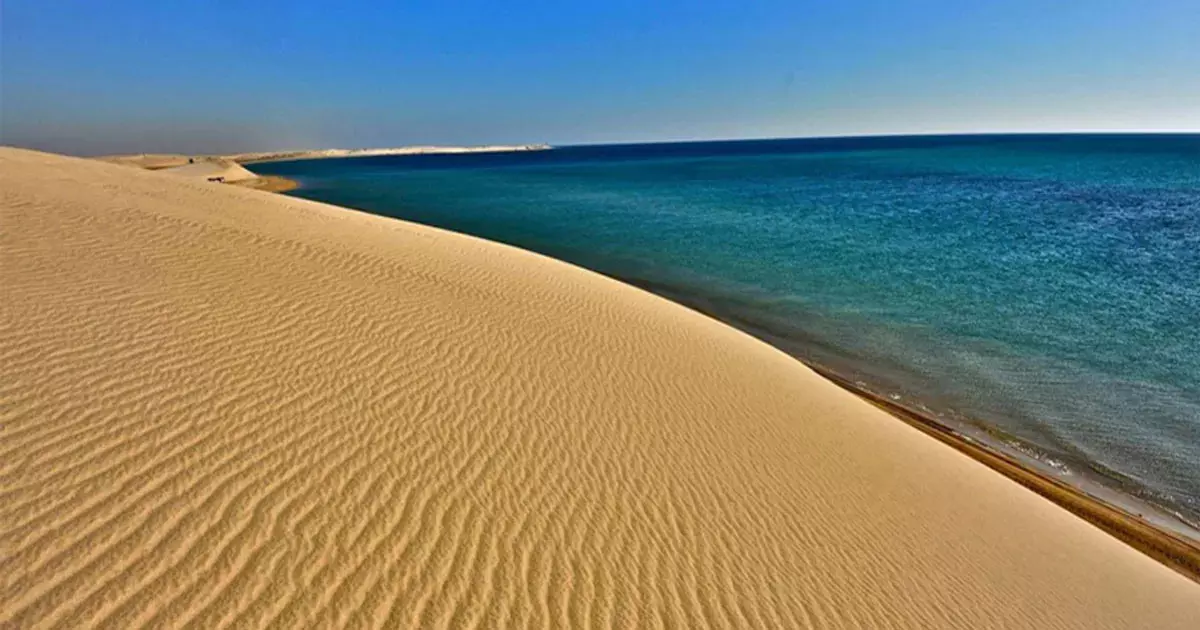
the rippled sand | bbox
[2,147,1197,629]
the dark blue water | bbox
[254,134,1200,523]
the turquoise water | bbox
[255,134,1200,523]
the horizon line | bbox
[556,129,1200,148]
[7,128,1197,158]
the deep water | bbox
[254,134,1200,523]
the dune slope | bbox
[159,159,259,182]
[2,147,1197,629]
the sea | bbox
[253,134,1200,531]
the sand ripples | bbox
[3,148,1198,628]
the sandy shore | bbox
[3,146,1198,628]
[97,144,551,194]
[230,144,551,164]
[97,154,276,188]
[812,366,1200,579]
[632,279,1200,577]
[228,174,300,193]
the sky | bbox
[2,0,1198,155]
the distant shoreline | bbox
[231,144,553,165]
[94,145,553,193]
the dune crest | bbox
[2,147,1197,629]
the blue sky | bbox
[2,0,1197,154]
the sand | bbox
[2,146,1197,629]
[98,154,292,193]
[157,158,259,183]
[95,145,549,170]
[229,144,551,164]
[94,153,196,170]
[97,145,552,194]
[227,175,301,194]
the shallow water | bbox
[255,134,1200,522]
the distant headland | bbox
[231,144,552,164]
[95,144,553,192]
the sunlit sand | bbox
[3,147,1197,628]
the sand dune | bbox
[94,153,195,170]
[158,158,259,182]
[96,154,293,192]
[2,146,1197,629]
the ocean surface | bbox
[254,134,1200,526]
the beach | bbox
[229,144,551,164]
[3,146,1198,628]
[96,145,552,195]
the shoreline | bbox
[230,173,300,193]
[619,274,1200,580]
[96,145,555,194]
[622,276,1200,530]
[230,144,552,165]
[814,365,1200,582]
[265,179,1200,579]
